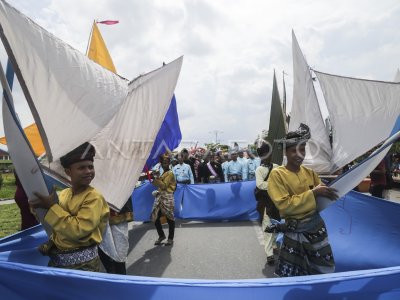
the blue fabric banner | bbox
[132,181,258,221]
[180,181,259,221]
[2,190,400,299]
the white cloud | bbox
[1,0,399,148]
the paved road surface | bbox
[126,220,276,279]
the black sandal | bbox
[154,236,166,245]
[267,255,275,265]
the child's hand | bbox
[29,190,56,210]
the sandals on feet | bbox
[267,255,275,265]
[154,236,166,245]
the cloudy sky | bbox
[2,0,400,149]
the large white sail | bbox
[91,57,183,210]
[0,0,128,161]
[290,31,333,173]
[315,71,400,170]
[0,1,183,210]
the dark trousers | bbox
[154,211,175,240]
[177,179,191,184]
[98,247,126,275]
[370,185,385,198]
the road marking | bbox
[252,221,265,246]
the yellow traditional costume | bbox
[39,143,109,272]
[43,187,109,271]
[267,124,335,277]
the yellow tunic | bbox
[45,186,109,251]
[152,170,176,193]
[267,165,321,220]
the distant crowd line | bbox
[150,148,261,184]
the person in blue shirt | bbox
[173,153,195,184]
[221,153,230,182]
[225,152,244,182]
[243,150,261,180]
[237,149,247,166]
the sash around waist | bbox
[50,245,98,267]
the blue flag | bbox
[145,95,182,168]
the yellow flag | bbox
[87,21,117,73]
[0,123,45,157]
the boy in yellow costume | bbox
[30,142,109,272]
[267,124,338,277]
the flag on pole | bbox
[0,123,45,157]
[267,70,287,165]
[97,20,119,25]
[87,21,117,73]
[145,94,182,168]
[88,19,182,169]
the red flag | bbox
[144,164,152,182]
[97,20,119,25]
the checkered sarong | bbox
[151,191,175,222]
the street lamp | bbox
[209,130,223,144]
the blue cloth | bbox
[179,181,258,221]
[144,95,182,169]
[2,190,400,299]
[173,163,194,184]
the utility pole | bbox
[209,130,223,144]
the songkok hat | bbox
[256,141,271,157]
[60,142,96,168]
[159,153,171,162]
[276,123,311,148]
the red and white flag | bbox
[97,20,119,25]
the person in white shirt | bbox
[254,142,280,265]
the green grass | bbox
[0,173,16,199]
[0,173,19,238]
[0,203,20,238]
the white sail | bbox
[0,1,183,210]
[315,71,400,170]
[91,57,183,210]
[0,0,128,161]
[290,31,333,173]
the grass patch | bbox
[0,173,16,199]
[0,203,20,238]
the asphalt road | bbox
[126,220,277,279]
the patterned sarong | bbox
[47,244,100,272]
[151,191,175,222]
[228,174,242,182]
[275,213,335,277]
